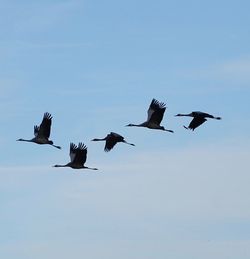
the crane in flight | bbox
[126,98,174,133]
[53,142,98,170]
[175,111,221,131]
[92,132,135,152]
[17,112,61,149]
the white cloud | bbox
[9,1,80,33]
[182,57,250,87]
[2,143,249,221]
[220,59,250,75]
[50,143,250,221]
[214,58,250,83]
[1,144,249,259]
[0,78,19,97]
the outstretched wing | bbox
[147,99,166,125]
[34,125,39,137]
[187,117,207,130]
[73,142,87,165]
[104,132,123,152]
[37,112,52,139]
[69,143,78,162]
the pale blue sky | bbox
[1,1,250,258]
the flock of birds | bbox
[17,98,221,170]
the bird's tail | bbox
[52,144,61,149]
[86,167,98,170]
[124,141,135,146]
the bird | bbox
[17,112,61,149]
[126,98,174,133]
[175,111,222,131]
[53,142,98,170]
[91,132,135,152]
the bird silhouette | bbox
[53,142,98,170]
[92,132,135,152]
[126,98,174,133]
[175,111,221,131]
[17,112,61,149]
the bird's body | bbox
[126,98,174,133]
[17,112,61,149]
[53,142,98,170]
[175,111,221,131]
[92,132,135,152]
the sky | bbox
[0,0,250,258]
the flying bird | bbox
[92,132,135,152]
[126,98,174,133]
[17,112,61,149]
[53,142,98,170]
[175,111,221,131]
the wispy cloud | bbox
[182,57,250,88]
[219,58,250,77]
[11,1,80,33]
[0,78,20,96]
[50,143,250,220]
[1,140,249,258]
[212,58,250,84]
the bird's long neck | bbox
[92,138,106,141]
[17,138,33,142]
[177,113,193,117]
[53,164,69,168]
[127,123,145,127]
